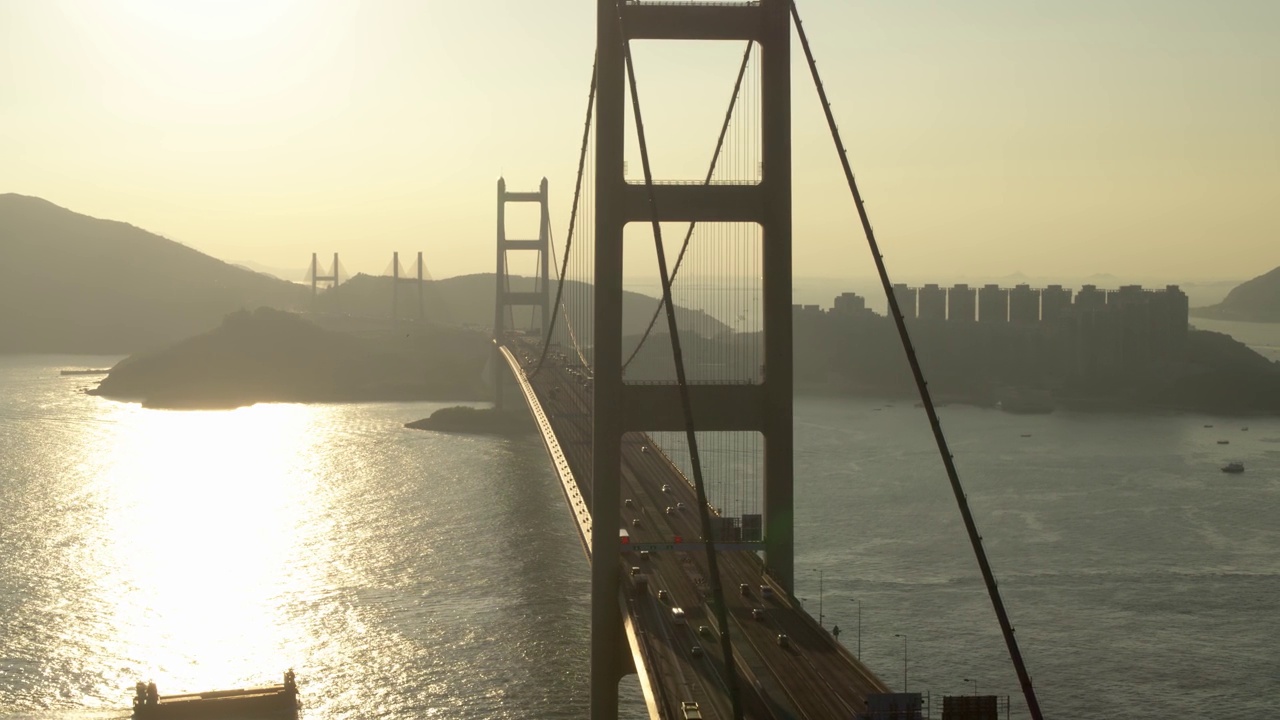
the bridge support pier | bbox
[494,177,551,409]
[593,2,793,717]
[309,252,340,313]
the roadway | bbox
[504,336,890,719]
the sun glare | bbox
[113,0,296,45]
[77,0,322,118]
[97,403,325,688]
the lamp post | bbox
[811,569,824,628]
[964,678,978,696]
[894,633,908,692]
[849,598,861,660]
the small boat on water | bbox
[1204,424,1214,428]
[1217,440,1230,445]
[131,670,298,719]
[1221,462,1245,474]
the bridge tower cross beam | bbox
[592,1,793,718]
[391,251,429,324]
[310,252,340,314]
[493,177,551,409]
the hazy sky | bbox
[2,0,1276,284]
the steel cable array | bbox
[617,3,744,717]
[790,2,1045,718]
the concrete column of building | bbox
[592,2,626,717]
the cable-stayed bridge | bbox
[490,3,1044,719]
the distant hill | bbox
[1191,266,1280,322]
[0,193,727,354]
[311,272,729,339]
[0,194,308,353]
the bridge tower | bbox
[493,177,550,409]
[310,252,340,313]
[391,251,427,323]
[591,1,793,717]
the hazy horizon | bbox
[2,1,1276,283]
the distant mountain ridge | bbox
[0,194,308,353]
[1191,266,1280,323]
[0,194,725,354]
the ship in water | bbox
[1221,461,1245,474]
[131,670,299,719]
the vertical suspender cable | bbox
[622,41,755,372]
[790,3,1045,718]
[531,61,597,377]
[617,3,743,717]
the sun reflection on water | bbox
[93,403,326,694]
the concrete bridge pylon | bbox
[493,177,551,410]
[591,2,794,717]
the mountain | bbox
[1191,266,1280,322]
[0,194,308,353]
[306,272,730,339]
[0,194,728,354]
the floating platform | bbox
[131,671,299,720]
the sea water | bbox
[1,355,1277,718]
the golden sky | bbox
[2,0,1276,284]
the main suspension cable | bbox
[530,59,598,377]
[621,40,754,373]
[618,4,743,718]
[790,3,1045,718]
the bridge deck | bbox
[502,338,889,719]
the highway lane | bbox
[506,337,891,718]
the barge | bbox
[131,670,299,719]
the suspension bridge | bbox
[490,3,1044,719]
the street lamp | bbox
[849,598,861,660]
[894,633,908,692]
[964,678,978,696]
[811,569,825,628]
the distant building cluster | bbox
[796,282,1191,373]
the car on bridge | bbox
[681,701,702,719]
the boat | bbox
[1221,462,1245,474]
[1217,440,1230,445]
[60,368,109,376]
[131,670,299,719]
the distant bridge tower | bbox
[391,251,427,324]
[493,177,550,409]
[310,252,340,313]
[591,2,793,717]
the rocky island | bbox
[89,307,491,409]
[405,406,534,436]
